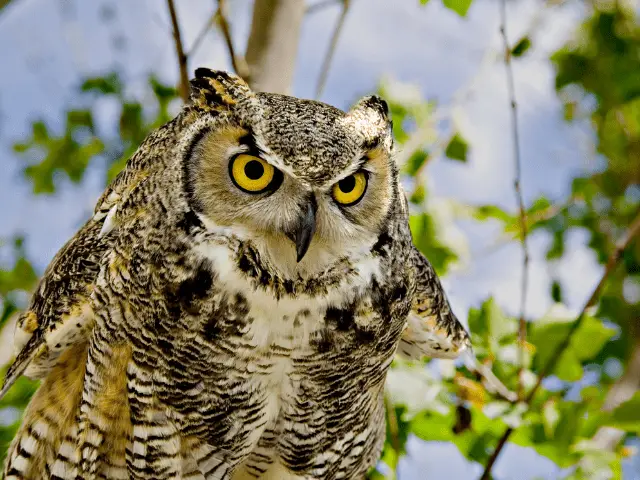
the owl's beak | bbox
[286,198,317,262]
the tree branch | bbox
[166,0,190,103]
[216,0,251,82]
[187,13,216,58]
[314,0,351,99]
[306,0,340,15]
[245,0,306,94]
[498,0,529,401]
[479,209,640,480]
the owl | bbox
[1,69,470,480]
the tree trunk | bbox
[245,0,305,94]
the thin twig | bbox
[306,0,340,15]
[216,0,250,82]
[166,0,189,102]
[468,194,579,260]
[499,0,529,401]
[188,13,216,58]
[315,0,351,99]
[462,351,518,403]
[479,209,640,480]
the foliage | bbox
[0,238,38,460]
[420,0,473,17]
[1,0,639,478]
[367,3,640,479]
[13,73,179,194]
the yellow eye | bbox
[332,171,368,206]
[230,154,276,193]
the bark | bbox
[245,0,305,94]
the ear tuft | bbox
[189,69,253,111]
[344,95,393,148]
[349,95,390,122]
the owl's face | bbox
[183,70,401,276]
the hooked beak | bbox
[285,198,317,262]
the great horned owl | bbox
[1,69,470,480]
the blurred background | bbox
[0,0,638,478]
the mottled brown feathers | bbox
[2,69,469,480]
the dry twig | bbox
[479,209,640,480]
[306,0,339,15]
[315,0,351,99]
[216,0,251,82]
[498,0,529,401]
[188,13,216,58]
[166,0,190,102]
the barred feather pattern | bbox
[2,69,466,479]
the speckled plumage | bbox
[2,69,470,480]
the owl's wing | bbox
[399,247,518,402]
[0,109,178,401]
[0,147,155,402]
[2,69,249,479]
[0,218,108,401]
[398,246,471,360]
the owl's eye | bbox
[332,171,368,206]
[229,154,278,193]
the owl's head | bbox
[182,69,403,276]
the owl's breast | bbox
[153,238,412,474]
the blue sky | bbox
[0,0,631,478]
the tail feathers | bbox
[3,343,88,479]
[2,339,231,479]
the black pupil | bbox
[338,175,356,193]
[244,160,265,180]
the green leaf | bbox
[81,72,123,95]
[607,392,640,432]
[404,149,429,176]
[32,121,48,144]
[529,317,573,375]
[553,350,583,382]
[119,102,144,142]
[411,411,455,442]
[409,213,458,274]
[419,0,430,5]
[530,314,615,381]
[546,230,565,259]
[511,37,532,57]
[570,316,616,360]
[444,133,468,162]
[468,297,517,345]
[409,184,426,205]
[13,142,29,153]
[66,109,95,131]
[473,205,513,223]
[442,0,472,16]
[551,280,563,303]
[0,255,38,296]
[563,101,577,121]
[107,156,128,183]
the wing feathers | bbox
[398,246,470,360]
